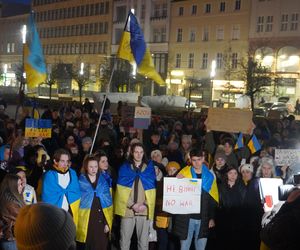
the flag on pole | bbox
[234,132,244,150]
[24,13,47,89]
[247,134,261,154]
[117,11,165,86]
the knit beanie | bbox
[166,161,181,171]
[214,145,227,161]
[15,203,76,250]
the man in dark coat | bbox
[172,148,217,250]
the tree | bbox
[99,58,113,92]
[69,63,90,103]
[43,64,59,100]
[241,56,272,110]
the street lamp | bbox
[3,64,7,86]
[21,25,27,44]
[210,60,216,106]
[80,62,84,75]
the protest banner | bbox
[205,108,254,134]
[259,178,283,212]
[274,149,300,166]
[25,119,52,138]
[162,177,201,214]
[134,107,151,129]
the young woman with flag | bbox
[76,155,113,250]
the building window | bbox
[202,27,209,41]
[280,14,288,31]
[141,4,146,19]
[154,4,160,17]
[235,0,241,10]
[176,53,181,68]
[202,53,208,69]
[232,24,240,40]
[162,4,167,17]
[179,7,184,16]
[205,3,211,13]
[177,28,183,42]
[291,13,298,31]
[192,5,197,15]
[220,2,225,12]
[190,29,196,42]
[188,53,194,68]
[100,3,104,15]
[153,29,160,43]
[161,27,166,42]
[266,16,273,32]
[257,16,264,32]
[116,6,127,22]
[232,53,238,69]
[216,53,223,69]
[216,25,224,40]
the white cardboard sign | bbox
[259,178,283,212]
[274,149,300,166]
[162,177,202,214]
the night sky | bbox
[0,0,31,17]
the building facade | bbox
[249,0,300,104]
[32,0,112,96]
[0,12,28,88]
[168,0,250,106]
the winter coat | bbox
[172,191,216,240]
[260,195,300,250]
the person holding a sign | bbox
[114,142,156,250]
[41,149,81,228]
[173,148,218,250]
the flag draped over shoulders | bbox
[179,165,219,203]
[117,12,165,86]
[24,12,46,89]
[76,173,113,243]
[114,161,156,220]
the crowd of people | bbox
[0,97,299,250]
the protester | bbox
[76,155,113,250]
[173,148,218,250]
[13,167,37,205]
[0,174,25,250]
[15,203,77,250]
[41,148,81,227]
[114,142,156,250]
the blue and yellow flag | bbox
[25,119,52,138]
[179,165,219,203]
[117,12,165,86]
[247,134,261,154]
[234,132,244,150]
[24,13,46,89]
[114,161,156,220]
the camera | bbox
[278,174,300,201]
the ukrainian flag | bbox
[179,165,219,203]
[24,13,47,89]
[247,134,261,154]
[117,12,165,86]
[234,132,244,150]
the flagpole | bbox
[89,12,132,155]
[89,63,116,154]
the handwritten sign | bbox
[134,107,151,129]
[163,177,202,214]
[259,178,283,212]
[25,119,52,138]
[274,149,300,166]
[205,108,254,134]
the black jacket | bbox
[172,190,216,240]
[260,195,300,250]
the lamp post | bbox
[3,64,7,86]
[210,60,216,107]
